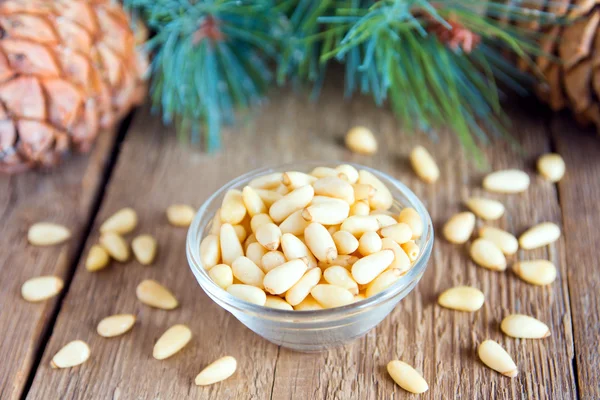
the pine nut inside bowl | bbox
[186,162,433,352]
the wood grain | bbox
[26,86,578,399]
[0,129,119,400]
[552,118,600,400]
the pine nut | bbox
[358,231,383,256]
[254,189,283,207]
[97,314,136,338]
[293,295,324,310]
[261,251,287,273]
[263,259,308,295]
[512,260,557,285]
[323,266,359,295]
[327,224,341,235]
[85,245,110,271]
[311,284,355,308]
[227,284,267,305]
[21,276,64,302]
[153,324,192,360]
[166,204,195,227]
[281,233,317,269]
[195,356,237,386]
[479,226,518,256]
[401,241,420,262]
[313,176,355,204]
[335,164,359,184]
[387,360,429,394]
[250,213,273,233]
[265,295,293,310]
[232,256,265,288]
[317,255,359,270]
[304,222,337,262]
[332,230,359,255]
[210,210,222,235]
[345,126,378,155]
[249,172,283,189]
[483,169,530,193]
[132,234,157,265]
[277,209,309,236]
[255,223,282,251]
[437,286,484,311]
[28,222,71,246]
[443,212,475,244]
[353,183,376,201]
[310,166,339,179]
[269,185,314,223]
[242,186,267,217]
[282,171,317,188]
[233,225,247,243]
[246,242,267,269]
[351,249,394,284]
[470,238,507,271]
[220,224,244,265]
[136,279,178,310]
[219,190,246,225]
[340,215,380,237]
[519,222,561,250]
[366,268,401,297]
[208,264,234,289]
[465,197,505,221]
[380,223,412,245]
[349,200,370,216]
[537,153,565,182]
[244,233,257,251]
[381,238,411,273]
[199,234,220,270]
[501,314,550,339]
[397,207,423,238]
[274,184,291,195]
[409,145,439,183]
[478,340,518,378]
[50,340,90,369]
[285,267,322,306]
[302,199,350,225]
[371,213,398,228]
[357,170,393,210]
[99,207,137,234]
[99,232,129,262]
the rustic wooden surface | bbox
[0,128,119,399]
[1,83,598,399]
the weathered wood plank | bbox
[552,118,600,400]
[26,86,577,399]
[0,129,119,400]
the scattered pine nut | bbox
[479,226,518,256]
[483,169,530,193]
[537,153,565,182]
[21,276,64,302]
[195,356,237,386]
[100,207,137,234]
[153,324,192,360]
[132,234,157,265]
[478,340,518,378]
[85,245,110,272]
[519,222,561,250]
[345,126,377,155]
[409,146,439,183]
[437,286,485,312]
[97,314,136,338]
[387,360,429,394]
[512,260,557,285]
[465,197,505,221]
[50,340,90,369]
[136,279,178,310]
[166,204,195,227]
[28,222,71,246]
[443,212,475,244]
[99,232,129,262]
[470,238,507,271]
[501,314,550,339]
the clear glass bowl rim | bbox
[186,161,434,323]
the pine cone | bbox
[533,2,600,131]
[0,0,148,173]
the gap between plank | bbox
[269,346,281,400]
[19,111,137,400]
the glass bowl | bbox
[186,162,434,352]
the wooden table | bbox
[1,81,599,399]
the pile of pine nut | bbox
[200,164,424,310]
